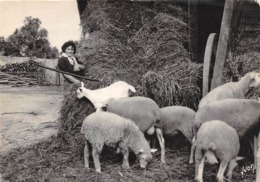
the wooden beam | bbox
[203,33,217,96]
[257,132,260,182]
[188,0,199,62]
[76,0,88,16]
[210,0,236,90]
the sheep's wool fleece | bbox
[195,99,260,137]
[159,106,195,142]
[107,96,161,132]
[197,120,240,161]
[81,112,146,151]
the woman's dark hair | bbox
[61,40,76,54]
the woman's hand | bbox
[78,64,86,70]
[73,64,80,71]
[64,74,81,85]
[74,64,85,71]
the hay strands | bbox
[29,60,101,82]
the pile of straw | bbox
[56,0,202,162]
[54,1,203,180]
[77,1,202,107]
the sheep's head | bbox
[76,82,86,99]
[136,149,153,169]
[128,88,136,97]
[249,72,260,89]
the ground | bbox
[0,85,63,155]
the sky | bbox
[0,0,81,51]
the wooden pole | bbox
[31,61,101,82]
[255,136,258,173]
[202,33,217,96]
[256,131,260,182]
[210,0,235,90]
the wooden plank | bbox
[257,132,260,182]
[203,33,217,96]
[210,0,236,90]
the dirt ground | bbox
[0,85,63,155]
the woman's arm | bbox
[58,57,74,72]
[63,74,81,85]
[75,58,86,70]
[78,64,86,70]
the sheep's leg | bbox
[254,136,257,170]
[195,147,204,182]
[189,136,196,164]
[120,147,130,169]
[149,133,157,150]
[84,142,90,169]
[190,126,198,164]
[226,159,237,180]
[146,132,157,149]
[147,126,156,148]
[216,161,228,182]
[92,148,102,173]
[155,128,166,163]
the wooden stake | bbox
[256,132,260,181]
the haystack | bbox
[57,1,202,150]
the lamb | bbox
[195,120,242,182]
[189,98,260,164]
[105,96,166,163]
[198,71,260,109]
[77,81,136,112]
[81,112,153,173]
[159,106,195,143]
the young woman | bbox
[57,40,86,91]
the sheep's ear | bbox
[236,156,244,161]
[81,81,84,87]
[249,72,257,80]
[249,76,256,87]
[136,149,144,155]
[151,149,158,153]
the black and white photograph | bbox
[0,0,260,181]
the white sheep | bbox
[195,120,242,182]
[159,106,195,143]
[198,71,260,109]
[81,112,153,173]
[105,96,166,163]
[190,98,260,164]
[77,81,136,112]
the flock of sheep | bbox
[76,71,260,182]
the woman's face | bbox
[65,46,74,57]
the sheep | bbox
[159,106,195,143]
[198,71,260,109]
[77,81,136,112]
[81,112,153,173]
[195,120,242,182]
[189,98,260,164]
[105,96,166,163]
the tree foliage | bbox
[1,16,58,58]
